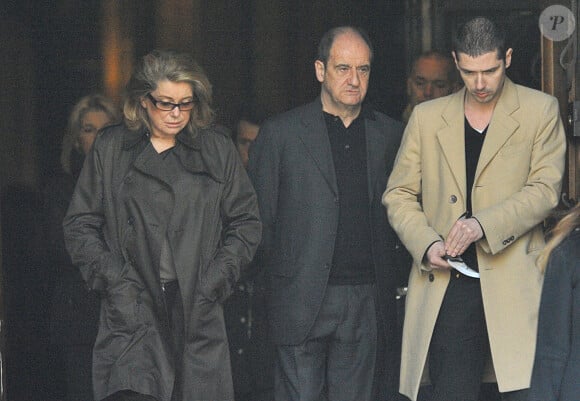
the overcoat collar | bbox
[476,78,520,179]
[437,78,520,200]
[437,89,468,200]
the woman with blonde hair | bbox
[529,203,580,401]
[45,93,119,401]
[60,94,119,177]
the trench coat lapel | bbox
[127,130,216,185]
[131,142,175,186]
[297,103,338,196]
[475,78,520,181]
[120,130,171,186]
[437,89,468,201]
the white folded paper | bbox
[446,257,480,279]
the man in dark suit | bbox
[248,26,404,401]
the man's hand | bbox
[425,241,451,270]
[445,217,483,257]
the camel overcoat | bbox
[383,78,566,401]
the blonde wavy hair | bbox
[123,49,215,137]
[60,94,119,175]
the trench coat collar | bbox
[121,127,223,183]
[121,126,202,151]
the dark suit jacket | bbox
[248,99,404,346]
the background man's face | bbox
[236,119,259,168]
[407,56,455,107]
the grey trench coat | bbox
[63,124,261,401]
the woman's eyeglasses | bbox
[146,93,194,111]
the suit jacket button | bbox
[428,273,434,282]
[449,195,457,203]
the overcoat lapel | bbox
[437,88,468,201]
[297,103,338,196]
[475,79,520,181]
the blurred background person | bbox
[224,111,274,401]
[43,94,119,401]
[401,50,460,123]
[529,202,580,401]
[234,117,260,169]
[63,50,261,401]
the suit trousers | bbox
[274,284,377,401]
[429,272,488,401]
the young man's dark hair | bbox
[453,16,507,60]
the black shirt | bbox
[463,118,487,270]
[323,106,375,285]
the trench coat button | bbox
[127,216,134,226]
[334,197,339,204]
[428,273,434,282]
[240,317,246,324]
[324,263,330,269]
[449,195,457,203]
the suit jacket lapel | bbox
[297,101,338,196]
[438,89,468,201]
[365,114,383,205]
[475,78,520,180]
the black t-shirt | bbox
[463,118,488,270]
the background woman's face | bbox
[78,110,112,155]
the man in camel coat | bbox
[383,17,566,401]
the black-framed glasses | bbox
[146,93,195,111]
